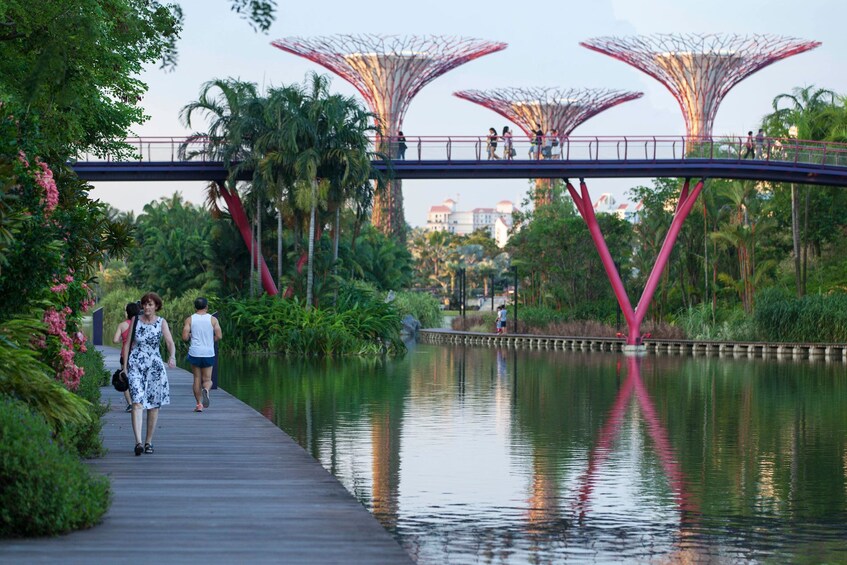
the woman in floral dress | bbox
[121,292,176,456]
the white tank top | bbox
[188,313,215,357]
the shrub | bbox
[392,291,442,329]
[0,397,110,537]
[57,348,109,458]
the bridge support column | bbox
[566,178,705,346]
[218,182,278,296]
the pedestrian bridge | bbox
[72,135,847,187]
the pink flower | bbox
[51,283,67,293]
[34,159,58,214]
[64,274,74,283]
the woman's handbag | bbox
[112,369,129,392]
[112,315,139,392]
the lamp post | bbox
[788,124,802,296]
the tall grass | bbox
[755,288,847,342]
[219,294,403,357]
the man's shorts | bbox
[186,355,215,368]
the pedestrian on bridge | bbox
[502,126,514,160]
[743,131,755,159]
[396,131,407,160]
[183,297,222,413]
[487,127,500,160]
[122,292,176,456]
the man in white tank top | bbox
[182,297,222,412]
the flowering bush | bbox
[36,275,96,390]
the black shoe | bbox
[134,443,143,456]
[144,443,154,454]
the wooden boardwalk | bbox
[0,347,412,564]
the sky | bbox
[89,0,847,226]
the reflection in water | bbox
[218,347,847,564]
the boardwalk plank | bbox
[0,347,412,564]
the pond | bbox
[218,344,847,564]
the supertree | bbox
[272,34,507,239]
[454,87,643,137]
[454,87,642,205]
[580,33,821,139]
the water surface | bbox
[219,345,847,564]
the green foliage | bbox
[0,397,110,537]
[392,291,443,329]
[57,348,109,458]
[755,288,847,342]
[128,194,221,298]
[219,294,403,357]
[0,314,92,429]
[675,303,757,341]
[508,195,632,312]
[0,0,181,160]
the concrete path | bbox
[0,347,412,564]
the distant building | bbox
[593,193,641,223]
[425,199,518,247]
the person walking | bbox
[743,131,755,159]
[182,297,222,413]
[495,304,503,334]
[755,128,765,158]
[487,127,500,160]
[396,131,407,160]
[502,126,513,160]
[498,305,508,334]
[112,301,141,412]
[542,129,555,159]
[121,292,176,456]
[529,125,543,159]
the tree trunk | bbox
[305,184,317,310]
[802,188,809,293]
[791,183,803,297]
[257,196,262,295]
[250,216,256,298]
[277,207,283,294]
[333,208,340,267]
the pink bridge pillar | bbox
[566,178,705,346]
[218,182,278,296]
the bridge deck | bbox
[72,158,847,187]
[0,347,412,564]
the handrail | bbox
[74,134,847,171]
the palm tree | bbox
[761,86,838,297]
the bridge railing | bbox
[75,135,847,169]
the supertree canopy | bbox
[271,34,507,238]
[454,87,642,206]
[580,33,821,139]
[453,87,643,136]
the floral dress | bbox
[127,317,170,409]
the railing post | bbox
[92,307,103,346]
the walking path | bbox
[0,347,412,564]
